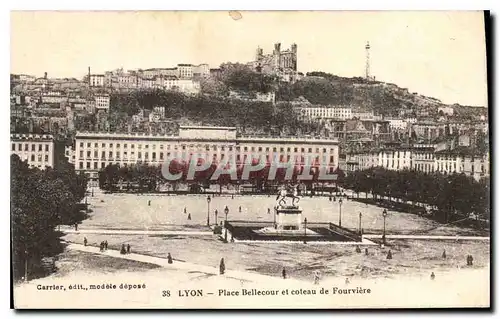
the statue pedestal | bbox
[276,206,303,231]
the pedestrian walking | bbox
[282,267,287,279]
[219,258,225,275]
[120,244,126,255]
[467,255,474,266]
[74,223,78,231]
[187,213,191,220]
[267,208,270,214]
[104,240,108,250]
[184,207,187,214]
[430,272,435,280]
[314,271,320,285]
[127,244,131,254]
[239,206,242,213]
[231,194,234,199]
[148,200,151,206]
[83,237,88,247]
[345,277,350,285]
[167,253,173,264]
[355,245,361,253]
[386,250,393,260]
[99,241,104,252]
[365,248,369,256]
[442,249,446,259]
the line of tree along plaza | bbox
[11,154,89,281]
[98,157,344,193]
[343,167,490,227]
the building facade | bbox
[352,110,375,120]
[74,127,340,180]
[346,145,489,181]
[10,134,55,169]
[387,119,408,130]
[95,94,111,111]
[435,148,489,180]
[90,74,105,87]
[300,107,352,120]
[247,42,298,82]
[438,106,454,116]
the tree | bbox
[11,154,89,280]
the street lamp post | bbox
[206,195,211,226]
[359,212,362,236]
[303,218,308,244]
[24,250,28,282]
[215,209,218,226]
[224,206,229,242]
[338,198,343,227]
[273,207,277,227]
[382,209,388,245]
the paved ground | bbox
[363,234,490,241]
[62,228,489,242]
[63,229,213,236]
[65,243,303,284]
[80,191,449,234]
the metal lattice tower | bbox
[365,41,371,80]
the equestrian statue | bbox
[276,185,300,208]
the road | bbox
[63,229,213,236]
[66,243,304,284]
[363,234,490,241]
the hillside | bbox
[275,71,488,120]
[109,90,320,136]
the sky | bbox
[10,11,488,106]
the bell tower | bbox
[291,43,298,71]
[273,42,281,70]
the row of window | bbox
[12,143,50,152]
[78,150,336,163]
[78,156,336,170]
[436,157,487,162]
[25,154,50,163]
[414,163,435,172]
[78,142,335,154]
[413,153,434,160]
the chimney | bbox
[44,72,47,79]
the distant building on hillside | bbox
[89,74,105,87]
[299,106,352,120]
[438,106,454,116]
[247,42,298,82]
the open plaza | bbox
[57,188,489,281]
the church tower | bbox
[291,43,298,71]
[273,42,281,70]
[255,46,263,61]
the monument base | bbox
[223,220,363,242]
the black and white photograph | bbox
[10,10,490,309]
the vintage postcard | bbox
[10,11,490,309]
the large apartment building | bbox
[74,126,340,180]
[299,106,352,120]
[10,133,56,169]
[346,145,489,181]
